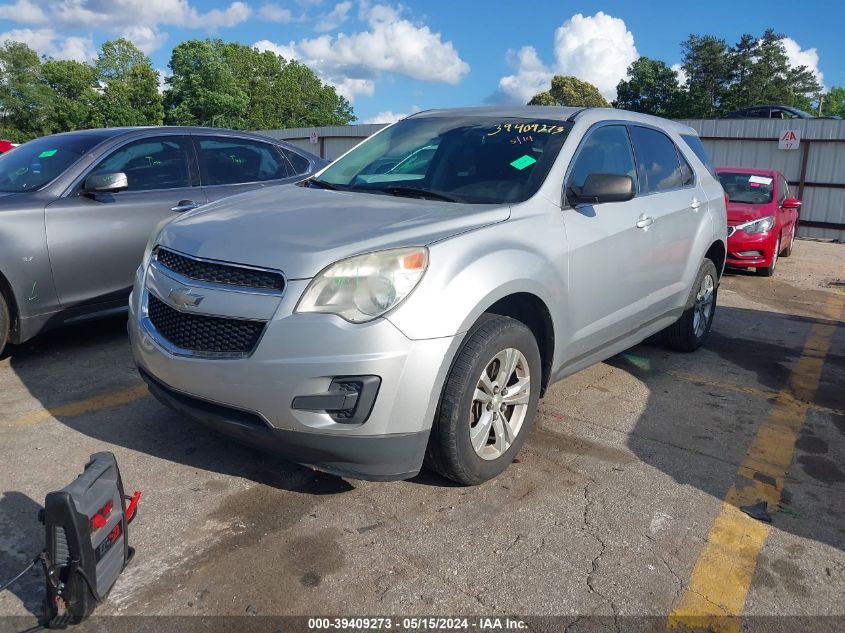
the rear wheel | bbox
[663,258,718,352]
[755,235,780,277]
[425,314,541,485]
[0,291,9,356]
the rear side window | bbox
[280,148,311,176]
[680,134,715,178]
[567,125,637,191]
[197,137,292,185]
[92,137,192,191]
[629,126,685,193]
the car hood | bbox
[157,185,510,279]
[727,203,774,224]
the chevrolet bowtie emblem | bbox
[168,287,204,308]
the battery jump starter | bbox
[1,452,141,627]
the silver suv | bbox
[129,107,727,485]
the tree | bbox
[614,57,682,117]
[678,35,731,117]
[528,75,609,108]
[165,39,355,129]
[164,39,249,127]
[0,41,54,140]
[721,34,758,112]
[94,39,163,126]
[41,60,100,131]
[821,87,845,117]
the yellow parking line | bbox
[669,290,845,632]
[5,384,149,427]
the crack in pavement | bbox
[582,482,621,633]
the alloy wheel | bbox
[692,274,715,338]
[470,347,531,460]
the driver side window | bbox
[566,125,637,198]
[90,137,193,192]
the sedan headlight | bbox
[736,215,775,234]
[296,247,428,323]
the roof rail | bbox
[567,108,589,122]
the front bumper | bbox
[129,264,459,481]
[725,227,778,269]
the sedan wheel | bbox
[756,235,780,277]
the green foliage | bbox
[0,41,55,141]
[95,39,163,127]
[165,39,355,129]
[614,57,682,117]
[165,40,249,127]
[42,60,100,131]
[821,87,845,117]
[679,34,731,117]
[528,76,609,108]
[0,36,353,142]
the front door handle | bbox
[690,198,702,210]
[636,215,654,229]
[171,200,199,213]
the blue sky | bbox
[1,0,842,123]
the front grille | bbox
[726,226,736,237]
[155,248,285,292]
[147,294,266,355]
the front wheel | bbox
[425,314,542,485]
[663,258,718,352]
[755,235,780,277]
[781,224,796,258]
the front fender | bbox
[387,230,565,342]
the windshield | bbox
[317,116,573,204]
[0,133,110,193]
[717,172,774,204]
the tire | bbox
[425,314,542,485]
[781,224,796,258]
[0,291,9,357]
[663,258,718,353]
[755,235,780,277]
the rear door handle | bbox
[171,200,199,213]
[636,215,654,229]
[690,198,701,210]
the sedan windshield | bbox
[316,116,573,204]
[718,172,774,204]
[0,133,110,193]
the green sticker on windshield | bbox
[510,154,536,170]
[38,149,57,158]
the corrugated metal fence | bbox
[263,118,845,241]
[681,118,845,241]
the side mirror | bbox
[568,173,635,205]
[84,172,128,194]
[781,197,802,210]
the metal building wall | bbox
[680,119,845,241]
[259,124,386,160]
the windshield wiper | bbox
[306,178,341,190]
[376,186,462,203]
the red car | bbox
[716,167,801,276]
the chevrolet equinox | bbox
[129,107,727,484]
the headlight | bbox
[296,247,428,323]
[736,216,775,234]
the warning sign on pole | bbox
[778,130,800,150]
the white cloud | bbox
[782,37,824,89]
[493,11,638,104]
[315,1,352,32]
[259,3,293,23]
[1,0,251,54]
[0,27,96,61]
[0,0,46,23]
[255,2,469,101]
[671,63,688,87]
[362,105,421,124]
